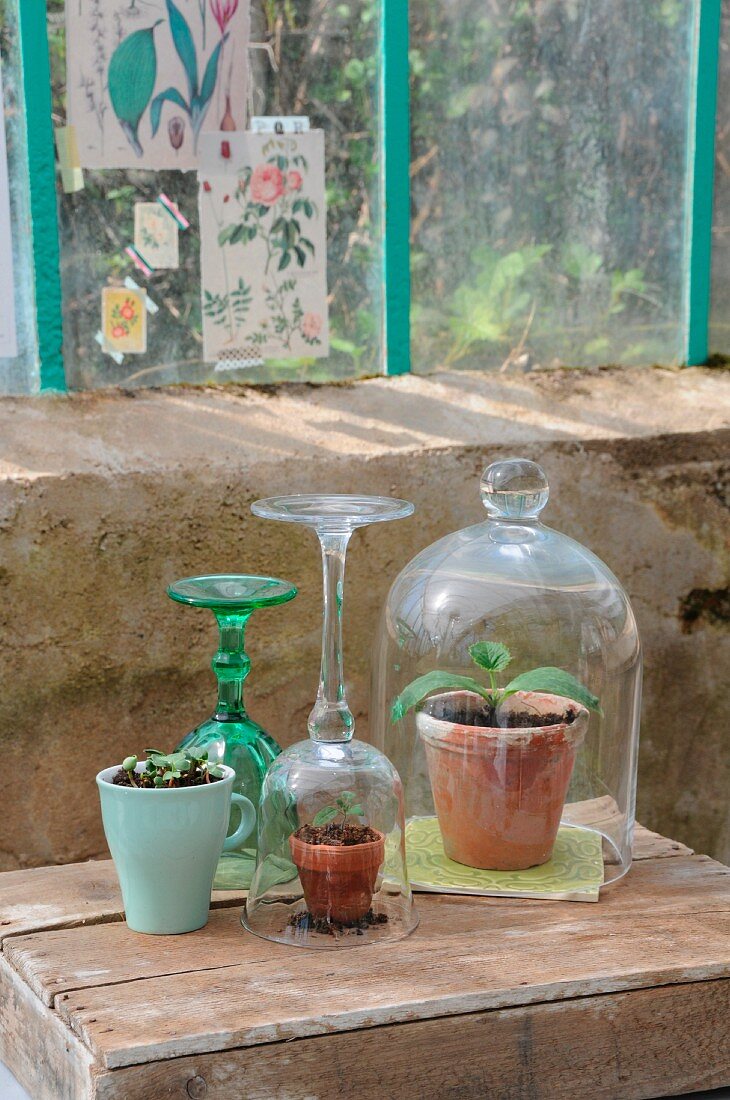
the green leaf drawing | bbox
[151,87,188,138]
[200,33,227,106]
[108,21,162,157]
[149,6,228,152]
[167,0,198,100]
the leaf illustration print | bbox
[150,0,228,153]
[108,21,162,158]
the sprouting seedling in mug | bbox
[121,748,224,788]
[391,641,602,722]
[312,791,364,828]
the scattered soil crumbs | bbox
[288,909,389,936]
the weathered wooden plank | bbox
[7,853,728,1008]
[0,859,248,943]
[54,907,730,1068]
[88,979,730,1100]
[631,824,693,861]
[0,824,686,945]
[0,956,94,1100]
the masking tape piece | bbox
[54,126,84,193]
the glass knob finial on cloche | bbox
[480,457,549,520]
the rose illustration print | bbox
[102,287,147,355]
[199,130,329,362]
[250,164,285,206]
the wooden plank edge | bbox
[70,960,730,1070]
[632,824,694,861]
[0,956,95,1100]
[90,978,730,1100]
[0,889,247,947]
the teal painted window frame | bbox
[16,1,725,390]
[686,0,721,366]
[19,0,65,392]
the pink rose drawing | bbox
[111,325,126,339]
[250,164,284,206]
[287,170,303,192]
[301,313,323,341]
[210,0,239,35]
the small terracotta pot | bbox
[417,691,588,871]
[289,830,386,924]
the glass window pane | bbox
[0,0,41,395]
[710,1,729,355]
[410,0,695,372]
[47,0,382,389]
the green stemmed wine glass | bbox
[167,574,298,889]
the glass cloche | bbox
[243,495,418,947]
[371,458,641,894]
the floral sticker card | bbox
[134,202,179,269]
[198,130,329,363]
[102,287,147,354]
[66,0,250,170]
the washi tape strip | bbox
[124,276,159,314]
[157,193,189,230]
[124,246,154,277]
[54,125,84,193]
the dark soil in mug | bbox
[294,822,381,846]
[428,698,579,729]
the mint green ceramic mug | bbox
[97,763,255,934]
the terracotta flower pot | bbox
[417,690,588,871]
[289,830,386,924]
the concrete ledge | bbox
[0,367,728,869]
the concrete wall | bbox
[0,367,727,869]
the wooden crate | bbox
[1,826,728,1099]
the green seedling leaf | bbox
[391,671,491,722]
[312,806,339,826]
[122,755,137,772]
[469,641,512,672]
[502,667,602,714]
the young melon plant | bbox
[391,642,601,721]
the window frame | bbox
[18,0,725,392]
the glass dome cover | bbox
[372,458,641,891]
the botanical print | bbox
[134,202,179,269]
[66,0,250,170]
[198,130,329,362]
[102,287,147,354]
[0,59,16,358]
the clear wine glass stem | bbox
[213,611,252,721]
[308,529,355,742]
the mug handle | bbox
[223,793,256,852]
